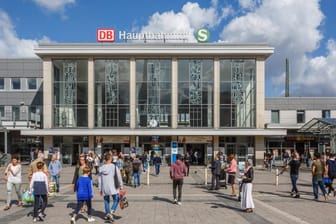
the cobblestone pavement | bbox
[0,163,335,224]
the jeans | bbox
[103,194,119,214]
[133,171,140,187]
[6,182,22,206]
[173,179,183,202]
[50,175,60,192]
[290,175,298,193]
[312,177,327,199]
[33,195,47,218]
[155,164,160,175]
[74,199,92,216]
[211,174,220,189]
[326,177,334,194]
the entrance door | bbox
[186,144,206,165]
[225,143,247,163]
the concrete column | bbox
[89,135,95,150]
[43,58,53,129]
[130,58,136,129]
[172,58,178,129]
[88,58,94,129]
[255,136,265,166]
[43,136,53,156]
[213,135,219,157]
[214,59,220,129]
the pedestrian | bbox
[132,155,142,188]
[142,151,149,172]
[153,153,162,176]
[304,149,311,168]
[241,159,255,213]
[72,155,90,213]
[280,152,301,198]
[48,154,62,192]
[28,151,48,182]
[170,154,187,205]
[29,161,49,222]
[3,155,22,210]
[70,166,95,223]
[209,154,221,190]
[325,153,336,196]
[123,157,133,185]
[225,154,238,196]
[94,153,100,175]
[311,152,328,201]
[184,152,191,176]
[98,153,123,222]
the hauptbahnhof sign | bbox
[97,28,209,43]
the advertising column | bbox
[171,141,178,165]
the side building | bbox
[13,43,287,166]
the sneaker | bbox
[104,213,113,221]
[70,216,76,224]
[173,199,177,204]
[177,201,182,205]
[88,217,95,222]
[324,195,329,201]
[294,194,300,198]
[33,218,37,223]
[3,205,10,211]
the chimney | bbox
[285,58,289,97]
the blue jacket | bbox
[76,176,93,200]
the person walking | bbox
[48,154,62,193]
[29,161,49,222]
[209,154,221,190]
[241,159,255,213]
[123,157,133,186]
[3,155,22,210]
[98,153,123,222]
[325,153,336,196]
[153,153,162,176]
[93,154,100,175]
[132,155,142,188]
[170,154,187,205]
[28,151,48,182]
[280,152,301,198]
[225,154,238,196]
[311,152,328,201]
[70,166,95,223]
[184,152,191,176]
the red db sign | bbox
[97,28,115,42]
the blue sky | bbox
[0,0,335,97]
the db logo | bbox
[97,28,115,42]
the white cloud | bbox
[139,2,224,43]
[32,0,75,12]
[0,10,50,58]
[220,0,327,96]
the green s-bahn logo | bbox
[195,28,210,43]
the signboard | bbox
[178,136,213,143]
[97,28,116,42]
[171,141,178,164]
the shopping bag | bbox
[22,190,35,203]
[119,189,129,209]
[48,182,57,197]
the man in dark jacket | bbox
[280,152,301,198]
[210,154,222,190]
[170,154,187,205]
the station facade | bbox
[15,43,286,165]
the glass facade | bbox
[94,60,130,127]
[53,60,88,127]
[220,59,256,127]
[178,59,213,127]
[136,59,172,128]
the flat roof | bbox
[34,43,274,58]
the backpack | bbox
[133,161,141,172]
[327,159,336,178]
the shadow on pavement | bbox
[152,196,174,204]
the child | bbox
[29,161,49,222]
[71,166,95,223]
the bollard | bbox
[204,166,208,186]
[275,168,279,187]
[147,164,150,185]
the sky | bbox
[0,0,335,97]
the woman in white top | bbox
[4,156,22,210]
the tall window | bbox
[178,59,213,128]
[297,110,305,123]
[27,78,37,90]
[322,110,330,119]
[53,60,88,127]
[11,78,21,90]
[94,60,130,127]
[220,59,256,127]
[271,110,280,123]
[0,78,4,90]
[0,106,4,118]
[136,59,172,128]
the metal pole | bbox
[147,163,150,185]
[275,168,279,187]
[204,166,208,186]
[4,128,7,154]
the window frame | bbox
[271,110,280,123]
[296,110,305,124]
[27,78,37,90]
[11,78,21,90]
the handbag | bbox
[119,189,128,209]
[22,190,35,203]
[114,165,120,189]
[323,177,332,185]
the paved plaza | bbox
[0,163,336,224]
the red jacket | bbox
[170,160,186,180]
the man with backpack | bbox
[132,155,142,188]
[326,153,336,196]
